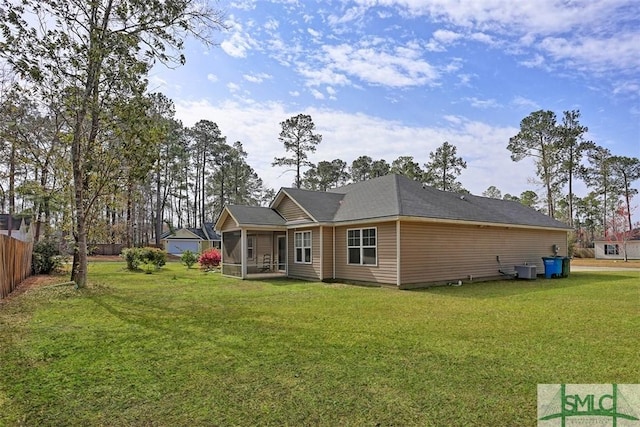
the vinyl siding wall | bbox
[333,221,398,285]
[287,227,322,280]
[220,214,237,231]
[276,197,311,222]
[322,227,334,279]
[399,221,568,287]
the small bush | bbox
[199,248,221,270]
[32,240,65,274]
[181,250,198,269]
[121,247,167,272]
[121,247,140,270]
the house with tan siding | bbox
[214,174,570,288]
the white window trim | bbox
[294,231,312,264]
[247,236,255,260]
[604,244,619,255]
[347,227,378,266]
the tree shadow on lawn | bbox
[411,271,638,299]
[85,290,264,344]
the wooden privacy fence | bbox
[0,234,34,299]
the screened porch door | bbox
[277,235,286,272]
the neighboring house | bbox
[162,222,221,255]
[594,238,640,260]
[215,174,571,288]
[0,214,33,242]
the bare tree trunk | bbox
[70,139,88,288]
[155,159,162,245]
[8,137,15,237]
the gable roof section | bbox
[222,205,286,228]
[328,174,401,221]
[202,222,221,240]
[162,227,203,240]
[272,188,344,223]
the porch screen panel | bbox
[223,231,242,264]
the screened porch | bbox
[221,230,287,278]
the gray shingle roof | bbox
[203,222,221,240]
[0,214,26,231]
[162,222,222,240]
[226,205,286,226]
[322,174,568,229]
[224,174,569,230]
[278,188,345,222]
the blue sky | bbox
[151,0,639,200]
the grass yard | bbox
[1,261,638,426]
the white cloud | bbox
[264,18,279,31]
[466,97,500,109]
[612,81,640,96]
[207,73,218,83]
[148,75,168,92]
[229,0,255,11]
[433,29,462,44]
[539,32,640,74]
[511,96,540,110]
[382,0,623,35]
[297,63,351,87]
[307,28,322,39]
[320,42,440,88]
[310,89,325,100]
[173,99,533,196]
[426,29,462,51]
[352,0,640,77]
[470,32,497,46]
[327,6,367,27]
[456,73,474,86]
[519,54,545,69]
[243,72,272,83]
[220,18,258,58]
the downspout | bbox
[333,227,336,280]
[319,225,324,281]
[241,228,247,279]
[220,231,224,270]
[396,220,401,287]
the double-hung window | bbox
[247,236,255,260]
[294,231,312,263]
[347,227,377,265]
[604,244,619,255]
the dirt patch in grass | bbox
[0,274,62,306]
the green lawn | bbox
[1,262,638,426]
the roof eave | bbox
[235,224,288,231]
[326,214,569,231]
[399,215,571,231]
[214,207,238,231]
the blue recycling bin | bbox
[542,257,562,278]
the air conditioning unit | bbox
[515,265,537,280]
